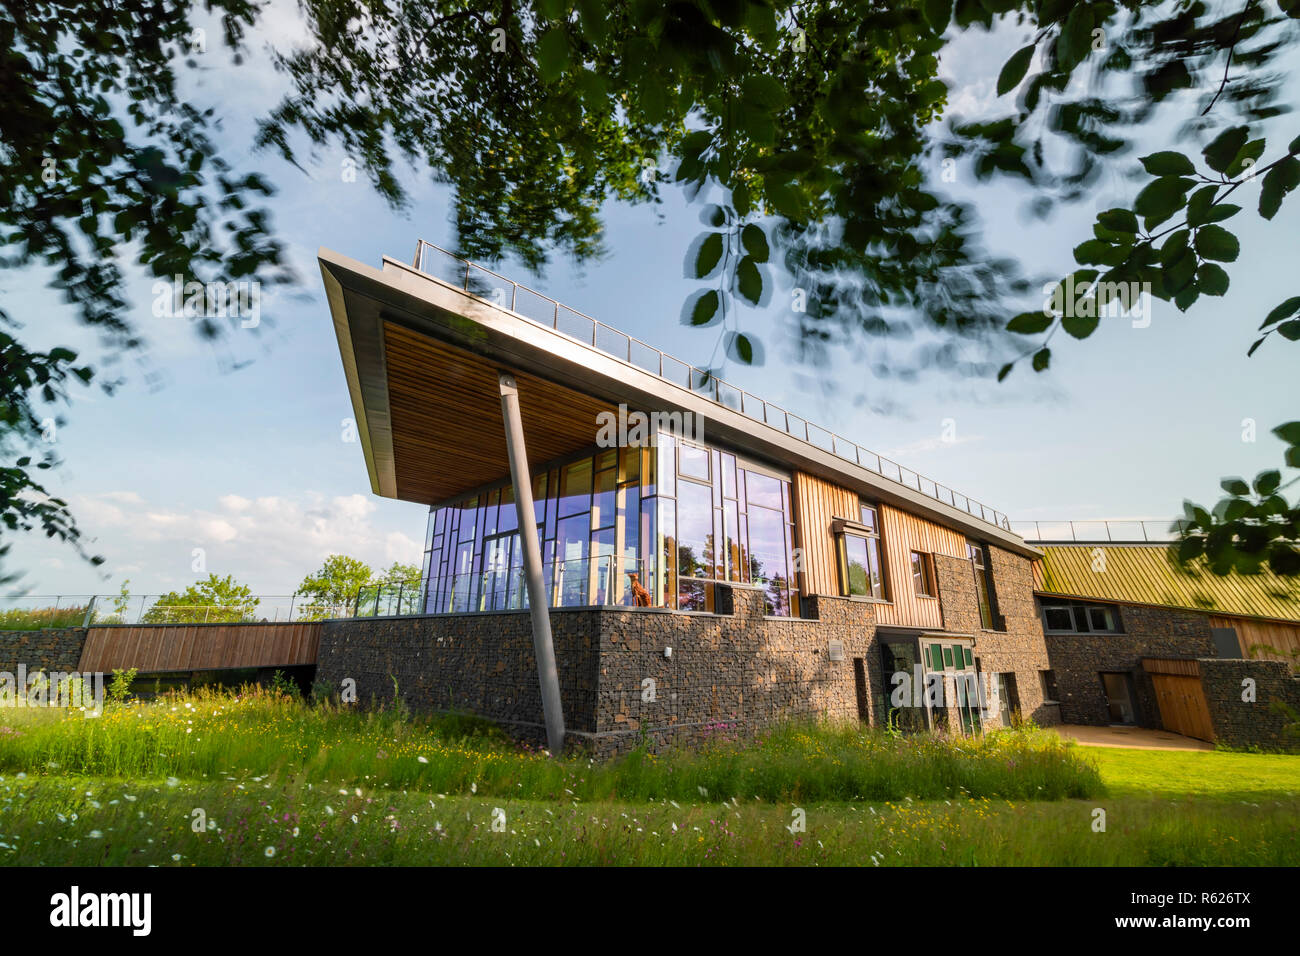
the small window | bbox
[1042,604,1076,632]
[1088,605,1117,632]
[1041,599,1122,634]
[910,551,936,597]
[859,503,878,531]
[942,646,954,668]
[839,533,884,599]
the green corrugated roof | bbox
[1033,545,1300,623]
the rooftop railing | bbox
[2,558,655,630]
[412,239,1012,532]
[1010,519,1189,543]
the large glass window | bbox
[421,433,801,616]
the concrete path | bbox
[1053,723,1213,751]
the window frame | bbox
[1039,598,1124,634]
[966,539,1001,631]
[910,550,937,599]
[832,511,887,601]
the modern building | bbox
[316,242,1298,754]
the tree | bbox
[142,573,259,623]
[5,1,1299,579]
[295,554,375,620]
[2,0,291,579]
[377,561,421,585]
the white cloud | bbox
[51,489,421,593]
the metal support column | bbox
[498,371,566,755]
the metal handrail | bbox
[358,555,652,616]
[412,239,1012,532]
[1009,519,1190,543]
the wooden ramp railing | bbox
[78,622,323,674]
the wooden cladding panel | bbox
[1141,657,1201,677]
[383,321,618,503]
[1149,673,1215,742]
[1209,615,1300,664]
[874,505,967,631]
[791,472,858,598]
[78,623,323,674]
[792,471,970,631]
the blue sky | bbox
[5,5,1297,599]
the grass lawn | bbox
[0,687,1295,866]
[1087,746,1300,800]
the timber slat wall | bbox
[1210,615,1300,664]
[78,623,323,674]
[792,472,970,631]
[875,505,968,631]
[791,472,858,598]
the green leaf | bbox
[1061,312,1099,339]
[997,362,1014,382]
[1259,156,1300,220]
[732,182,752,218]
[1203,126,1248,174]
[1185,185,1218,227]
[1262,296,1300,328]
[1197,263,1229,296]
[1279,319,1300,341]
[1194,224,1239,262]
[1057,4,1094,71]
[1220,477,1250,496]
[1097,208,1139,233]
[1140,151,1195,176]
[1272,421,1300,444]
[741,223,769,263]
[742,76,787,111]
[997,45,1035,96]
[736,256,762,305]
[1254,470,1282,495]
[766,181,803,219]
[1007,311,1053,334]
[923,0,952,32]
[1134,176,1192,228]
[689,290,720,326]
[1073,238,1126,266]
[1031,347,1051,372]
[694,233,723,277]
[535,29,568,84]
[730,332,754,364]
[1227,138,1266,178]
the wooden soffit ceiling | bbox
[383,321,616,503]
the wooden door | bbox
[1151,673,1215,742]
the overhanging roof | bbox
[319,246,1040,558]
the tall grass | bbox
[0,686,1102,802]
[0,605,89,631]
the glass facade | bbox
[420,430,802,617]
